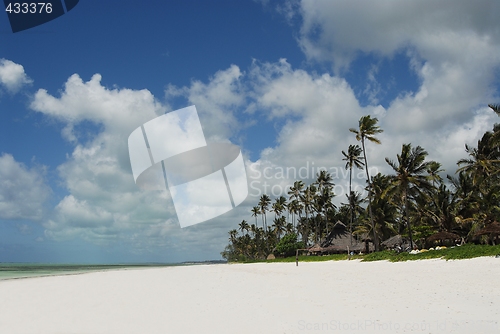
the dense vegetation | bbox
[221,105,500,262]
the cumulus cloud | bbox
[0,59,33,93]
[30,74,178,244]
[165,65,247,142]
[0,153,51,220]
[30,73,246,258]
[259,0,500,184]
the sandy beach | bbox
[0,257,498,334]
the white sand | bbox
[0,257,499,334]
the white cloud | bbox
[0,59,33,93]
[30,73,243,258]
[0,153,51,220]
[30,74,178,244]
[257,0,500,183]
[165,65,246,142]
[297,0,500,71]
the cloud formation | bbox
[0,59,33,93]
[0,153,51,220]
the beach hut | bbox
[474,222,500,245]
[307,222,367,255]
[381,235,402,249]
[426,231,460,248]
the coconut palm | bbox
[238,220,249,236]
[342,144,364,244]
[251,206,261,228]
[258,195,271,231]
[287,199,301,228]
[272,196,287,220]
[300,185,316,226]
[384,144,434,250]
[426,161,444,186]
[457,130,500,188]
[288,181,305,202]
[350,115,383,251]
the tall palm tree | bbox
[272,196,287,220]
[288,181,305,202]
[251,206,261,228]
[342,144,364,244]
[288,199,302,229]
[426,161,444,187]
[300,185,316,228]
[350,115,383,251]
[258,194,271,246]
[238,220,249,236]
[314,170,335,238]
[457,131,500,188]
[384,144,434,250]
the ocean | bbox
[0,262,221,280]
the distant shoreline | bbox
[0,261,227,281]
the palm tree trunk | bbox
[361,138,380,251]
[349,166,353,247]
[404,188,414,250]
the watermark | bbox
[128,105,249,228]
[297,318,498,332]
[3,0,80,33]
[248,163,379,198]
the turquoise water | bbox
[0,263,182,280]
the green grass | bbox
[234,243,500,264]
[362,243,500,262]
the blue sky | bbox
[1,0,500,263]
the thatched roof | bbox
[427,231,460,243]
[308,244,323,252]
[381,235,404,248]
[475,222,500,236]
[309,231,368,254]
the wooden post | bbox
[296,249,308,266]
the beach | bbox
[0,257,498,334]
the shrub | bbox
[274,233,305,257]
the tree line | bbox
[221,104,500,261]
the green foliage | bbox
[362,243,500,262]
[274,233,305,257]
[223,108,500,262]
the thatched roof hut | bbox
[308,221,372,255]
[427,231,460,243]
[381,235,404,249]
[474,222,500,245]
[475,222,500,236]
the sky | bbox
[1,0,500,263]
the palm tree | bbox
[251,206,260,228]
[427,161,444,186]
[350,115,383,251]
[259,195,271,231]
[288,199,303,229]
[288,181,305,202]
[238,220,249,236]
[342,144,364,244]
[300,185,316,228]
[272,216,287,241]
[457,131,500,188]
[272,196,287,220]
[384,144,434,250]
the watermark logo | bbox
[4,0,79,33]
[128,105,249,228]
